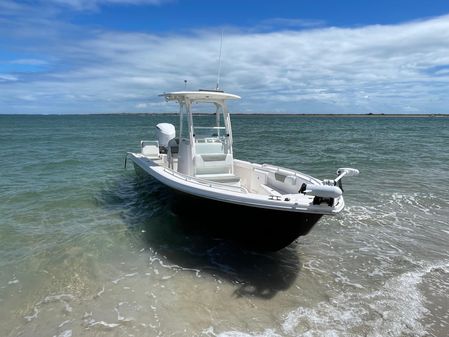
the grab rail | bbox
[162,168,248,194]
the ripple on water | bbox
[2,115,449,336]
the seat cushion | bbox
[194,153,233,175]
[195,173,241,184]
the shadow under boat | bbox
[99,173,303,299]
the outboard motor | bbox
[156,123,175,153]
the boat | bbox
[126,90,359,251]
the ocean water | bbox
[1,114,448,337]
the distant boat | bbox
[126,90,359,250]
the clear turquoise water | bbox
[1,114,448,336]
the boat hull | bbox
[170,188,322,251]
[133,163,322,251]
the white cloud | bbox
[48,0,170,11]
[11,59,49,66]
[135,102,148,108]
[0,74,18,82]
[257,17,325,30]
[2,14,449,113]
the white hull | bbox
[127,153,345,216]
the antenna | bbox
[184,79,187,90]
[215,30,223,91]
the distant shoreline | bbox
[1,113,449,117]
[233,113,449,118]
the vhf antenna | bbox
[215,30,223,91]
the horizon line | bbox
[1,112,449,117]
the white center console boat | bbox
[126,90,358,250]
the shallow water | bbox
[1,114,448,337]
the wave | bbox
[215,262,449,337]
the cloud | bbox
[256,17,325,31]
[1,12,449,113]
[46,0,171,11]
[0,74,18,82]
[135,102,148,109]
[0,0,170,20]
[11,59,49,66]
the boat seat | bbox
[194,149,240,184]
[194,152,233,175]
[141,141,160,159]
[196,173,241,184]
[168,138,179,154]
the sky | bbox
[1,0,449,114]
